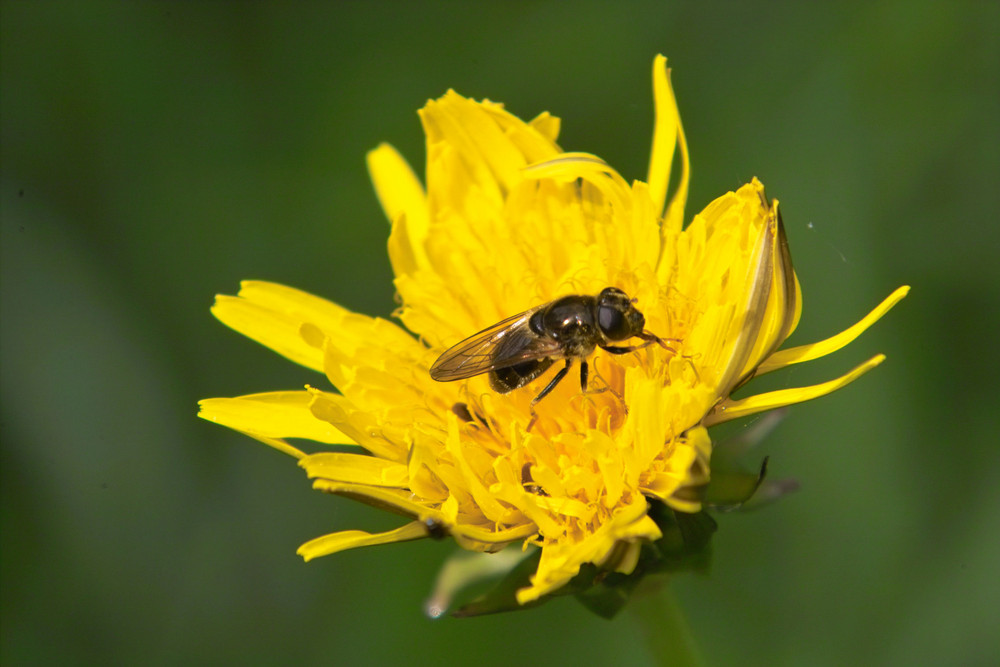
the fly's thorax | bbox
[562,337,598,359]
[529,295,600,360]
[532,296,596,338]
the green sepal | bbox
[703,456,770,510]
[703,410,798,511]
[644,502,718,574]
[450,550,545,617]
[572,504,717,619]
[571,564,640,619]
[703,456,797,512]
[446,503,717,619]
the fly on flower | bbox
[429,287,668,428]
[199,54,909,617]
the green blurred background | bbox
[2,1,998,665]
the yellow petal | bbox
[678,180,798,397]
[757,286,910,374]
[420,91,527,204]
[528,111,561,144]
[612,541,642,575]
[444,419,514,524]
[308,390,408,462]
[297,522,429,561]
[299,452,410,487]
[521,152,632,215]
[309,479,430,516]
[720,193,799,389]
[705,354,886,425]
[198,391,352,446]
[386,212,420,280]
[647,55,689,232]
[406,434,450,502]
[309,314,432,415]
[532,495,595,521]
[448,522,538,549]
[366,142,428,228]
[367,143,430,274]
[480,104,562,164]
[211,281,353,372]
[488,456,565,538]
[518,500,660,603]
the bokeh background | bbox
[3,2,998,665]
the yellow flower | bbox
[198,55,908,607]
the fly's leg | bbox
[602,336,677,356]
[586,361,625,401]
[572,358,627,420]
[585,336,681,419]
[526,359,573,432]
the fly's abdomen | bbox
[489,358,555,393]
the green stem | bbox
[629,581,704,667]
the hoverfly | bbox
[430,287,667,428]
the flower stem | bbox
[629,581,704,667]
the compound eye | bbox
[598,303,629,340]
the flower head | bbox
[199,56,908,609]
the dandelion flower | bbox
[199,55,908,611]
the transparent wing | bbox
[429,308,563,381]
